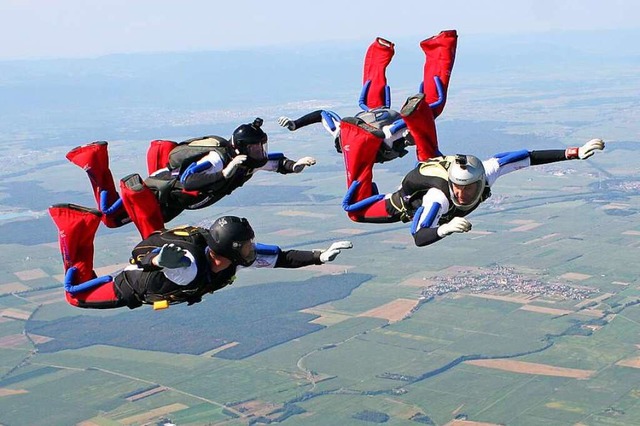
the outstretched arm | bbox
[245,242,353,269]
[484,139,605,187]
[531,138,605,164]
[278,110,342,138]
[278,110,324,131]
[257,152,316,174]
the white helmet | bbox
[448,154,486,210]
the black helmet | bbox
[204,216,256,266]
[231,117,269,168]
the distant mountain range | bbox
[0,29,637,115]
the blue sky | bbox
[0,0,638,60]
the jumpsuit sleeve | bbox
[483,148,572,187]
[243,243,322,269]
[529,149,571,165]
[292,110,325,129]
[411,188,450,247]
[180,151,226,190]
[255,153,298,174]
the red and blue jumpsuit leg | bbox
[65,141,129,228]
[339,120,394,222]
[420,30,458,119]
[119,174,166,239]
[398,30,458,163]
[400,93,441,162]
[146,139,177,175]
[48,204,123,308]
[360,37,395,110]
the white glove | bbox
[437,217,472,238]
[278,116,296,131]
[578,138,605,159]
[381,124,405,145]
[222,154,247,178]
[153,244,191,268]
[293,156,316,173]
[319,241,353,263]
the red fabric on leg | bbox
[147,140,178,175]
[348,198,391,222]
[49,205,101,284]
[362,37,395,109]
[66,142,118,209]
[420,30,458,118]
[66,142,124,228]
[65,281,118,307]
[120,177,165,239]
[401,94,440,162]
[340,120,383,205]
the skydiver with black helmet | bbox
[338,92,606,247]
[49,205,352,310]
[65,117,317,237]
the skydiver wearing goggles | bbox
[338,92,606,247]
[64,117,317,238]
[49,207,353,310]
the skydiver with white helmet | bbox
[49,206,352,310]
[65,117,317,238]
[338,92,606,247]
[277,30,458,164]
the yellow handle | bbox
[153,300,169,310]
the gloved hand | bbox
[381,124,405,144]
[319,241,353,263]
[437,217,472,238]
[222,154,247,178]
[293,156,316,173]
[278,116,296,131]
[578,138,605,159]
[153,244,191,268]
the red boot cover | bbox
[49,205,101,283]
[362,37,395,109]
[400,94,440,162]
[340,121,383,205]
[65,141,121,220]
[120,177,165,239]
[147,140,178,175]
[420,30,458,118]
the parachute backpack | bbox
[130,225,209,268]
[168,136,231,172]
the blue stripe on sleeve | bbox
[256,243,281,256]
[411,203,441,234]
[494,149,529,166]
[180,161,212,183]
[267,152,285,161]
